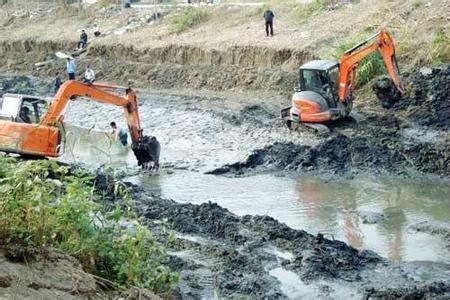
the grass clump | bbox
[412,0,423,9]
[168,6,209,33]
[430,28,449,65]
[291,0,337,22]
[0,157,178,292]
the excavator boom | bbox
[338,29,404,101]
[42,81,142,140]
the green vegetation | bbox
[0,157,178,292]
[430,28,449,65]
[333,36,386,86]
[412,0,423,8]
[291,0,336,22]
[168,6,209,33]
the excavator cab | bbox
[0,94,61,157]
[281,60,343,126]
[0,94,50,124]
[299,61,339,106]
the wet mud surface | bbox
[373,64,450,130]
[1,68,448,178]
[1,69,450,298]
[129,184,450,299]
[209,112,449,177]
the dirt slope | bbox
[0,0,448,92]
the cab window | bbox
[327,67,339,90]
[19,98,48,124]
[0,96,20,117]
[301,70,328,92]
[36,99,49,121]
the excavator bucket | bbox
[132,135,161,170]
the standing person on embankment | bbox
[263,9,274,37]
[66,58,76,80]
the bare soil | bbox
[0,248,105,299]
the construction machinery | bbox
[0,81,160,169]
[281,29,404,131]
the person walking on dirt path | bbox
[83,66,95,84]
[110,122,128,146]
[66,58,76,80]
[54,72,62,94]
[263,9,274,37]
[78,30,88,50]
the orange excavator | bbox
[281,29,404,131]
[0,81,160,169]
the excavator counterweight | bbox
[0,81,160,169]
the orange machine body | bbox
[0,121,60,157]
[281,29,404,127]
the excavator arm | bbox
[338,29,404,102]
[42,81,142,141]
[41,80,160,169]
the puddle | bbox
[269,268,359,299]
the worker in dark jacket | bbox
[54,72,62,94]
[263,10,274,37]
[78,30,88,49]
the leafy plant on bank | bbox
[430,28,449,65]
[291,0,341,22]
[168,6,209,33]
[0,157,178,292]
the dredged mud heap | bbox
[132,182,450,299]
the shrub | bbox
[0,157,178,292]
[430,28,449,65]
[168,6,209,33]
[291,0,338,22]
[412,0,423,8]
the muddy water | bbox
[131,171,450,264]
[61,126,450,265]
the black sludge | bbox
[132,135,161,169]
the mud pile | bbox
[373,64,450,130]
[137,189,450,299]
[209,113,449,176]
[0,74,52,96]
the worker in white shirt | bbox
[93,24,101,37]
[83,65,95,84]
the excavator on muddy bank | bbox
[281,29,404,132]
[0,81,160,169]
